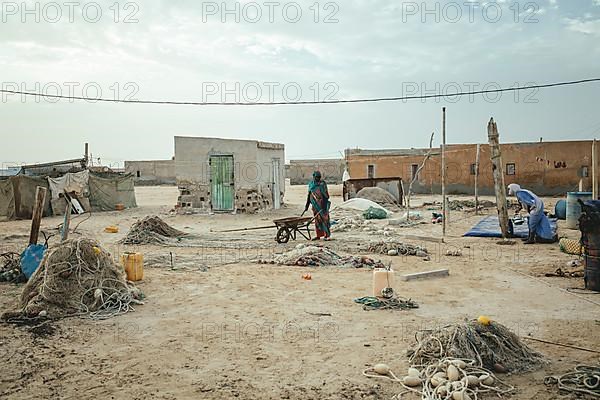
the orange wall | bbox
[346,140,594,196]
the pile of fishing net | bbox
[363,319,545,399]
[16,238,143,319]
[266,245,384,268]
[366,240,429,258]
[354,296,419,311]
[408,319,546,373]
[356,187,399,209]
[121,215,187,245]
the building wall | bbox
[124,160,175,185]
[287,159,344,185]
[174,136,285,213]
[346,140,594,196]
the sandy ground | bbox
[1,183,599,399]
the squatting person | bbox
[507,183,557,244]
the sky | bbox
[1,0,600,167]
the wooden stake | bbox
[487,118,510,238]
[593,139,597,200]
[475,143,481,215]
[442,107,447,237]
[61,201,71,242]
[29,186,47,245]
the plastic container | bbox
[566,192,592,229]
[554,199,567,220]
[121,252,144,282]
[373,268,394,297]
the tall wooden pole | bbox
[487,118,510,238]
[29,186,47,245]
[593,139,597,200]
[475,143,481,215]
[442,107,447,237]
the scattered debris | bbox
[545,267,584,278]
[1,314,57,337]
[0,252,25,283]
[407,319,546,373]
[121,215,187,245]
[13,238,144,319]
[104,225,119,233]
[401,269,449,281]
[445,249,462,256]
[354,296,419,311]
[363,206,388,220]
[448,199,496,211]
[545,365,600,398]
[302,273,312,281]
[366,241,429,259]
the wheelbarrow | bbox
[219,214,316,243]
[273,216,314,243]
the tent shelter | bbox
[88,173,137,211]
[0,176,52,221]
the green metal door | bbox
[210,155,234,211]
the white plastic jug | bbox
[373,268,394,297]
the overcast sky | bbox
[1,0,599,167]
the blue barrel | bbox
[554,199,567,220]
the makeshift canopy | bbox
[48,170,89,199]
[0,176,52,220]
[88,173,137,211]
[464,215,557,238]
[0,179,15,220]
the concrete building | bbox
[286,159,345,185]
[175,136,285,213]
[124,159,176,185]
[345,140,597,196]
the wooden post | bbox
[442,107,447,237]
[593,139,597,200]
[487,118,510,238]
[61,201,71,242]
[84,143,89,168]
[475,143,481,215]
[29,186,47,245]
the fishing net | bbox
[408,319,546,373]
[0,252,24,283]
[18,238,143,319]
[120,215,187,245]
[366,241,428,257]
[265,245,384,268]
[356,187,399,209]
[545,364,600,397]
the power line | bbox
[1,77,599,106]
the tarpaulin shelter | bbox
[48,170,89,199]
[0,179,15,220]
[88,173,137,211]
[0,176,52,220]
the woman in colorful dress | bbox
[304,171,331,240]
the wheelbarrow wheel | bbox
[276,227,291,243]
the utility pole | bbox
[442,107,447,237]
[593,139,597,199]
[475,143,480,215]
